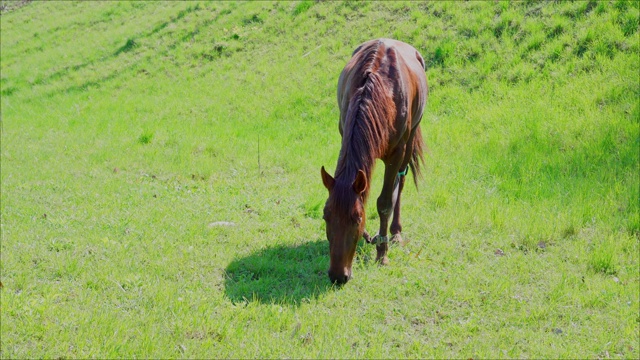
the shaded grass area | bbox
[1,0,638,358]
[224,240,331,304]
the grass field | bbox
[1,1,639,358]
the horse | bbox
[320,39,427,284]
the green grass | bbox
[1,0,639,358]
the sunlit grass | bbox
[1,1,638,358]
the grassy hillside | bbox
[1,1,638,358]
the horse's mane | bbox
[334,41,397,202]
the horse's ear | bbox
[352,170,367,195]
[321,166,335,191]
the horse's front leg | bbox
[373,151,404,265]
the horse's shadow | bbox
[223,239,334,305]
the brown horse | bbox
[321,39,427,284]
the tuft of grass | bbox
[292,1,314,17]
[114,37,138,56]
[627,212,640,238]
[137,132,153,145]
[430,39,455,67]
[588,238,618,275]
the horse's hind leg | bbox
[389,127,419,245]
[373,150,404,264]
[390,171,406,244]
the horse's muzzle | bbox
[328,270,352,285]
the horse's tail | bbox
[408,125,426,188]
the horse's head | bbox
[320,166,368,285]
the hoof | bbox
[376,255,390,266]
[391,233,409,246]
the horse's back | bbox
[337,39,427,138]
